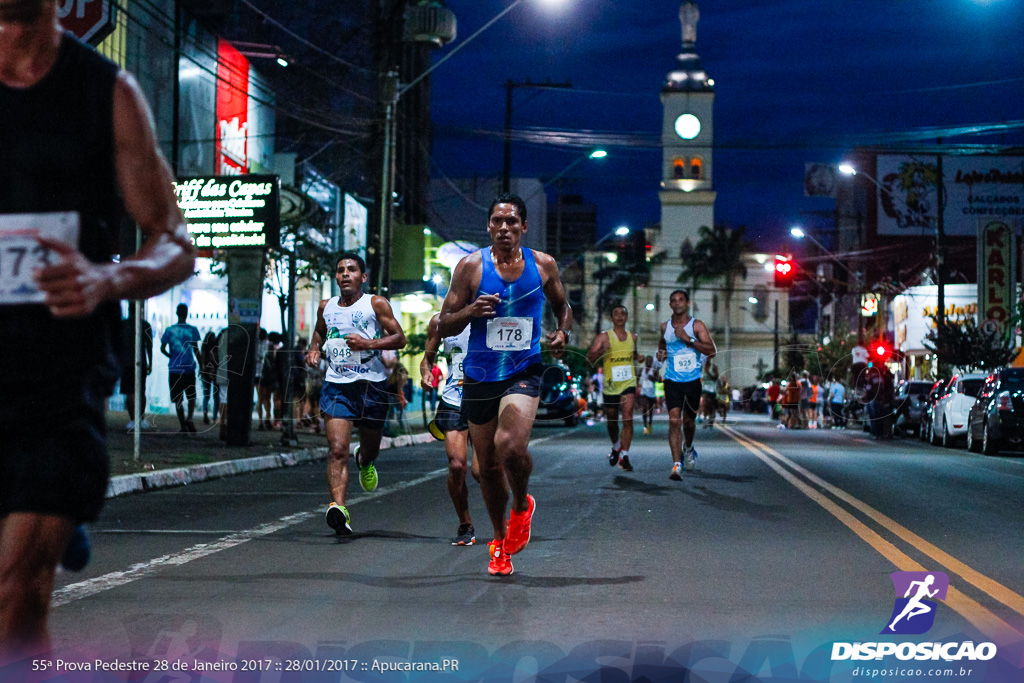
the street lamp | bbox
[840,161,947,329]
[529,148,608,259]
[790,225,852,342]
[378,0,569,293]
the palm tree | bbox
[678,224,752,353]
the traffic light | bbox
[774,255,794,288]
[869,340,892,366]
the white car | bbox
[930,373,988,447]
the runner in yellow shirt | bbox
[586,305,645,471]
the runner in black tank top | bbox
[0,3,195,656]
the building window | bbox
[690,157,703,179]
[673,157,686,180]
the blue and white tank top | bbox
[465,248,545,382]
[663,317,703,383]
[322,294,389,384]
[440,324,471,407]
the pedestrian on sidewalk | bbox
[160,304,201,433]
[120,309,153,431]
[0,0,195,658]
[200,330,218,425]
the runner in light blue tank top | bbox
[464,247,545,382]
[657,289,717,481]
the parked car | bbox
[966,367,1024,455]
[930,373,987,447]
[919,379,948,443]
[538,364,581,427]
[894,380,934,436]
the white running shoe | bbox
[684,446,697,472]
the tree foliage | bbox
[924,298,1023,372]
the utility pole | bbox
[503,78,572,192]
[935,141,946,329]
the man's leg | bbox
[0,513,73,661]
[446,429,472,526]
[668,406,683,465]
[468,419,503,540]
[619,393,635,451]
[355,424,384,468]
[495,393,540,515]
[185,377,197,426]
[605,404,620,446]
[125,392,136,422]
[325,416,355,507]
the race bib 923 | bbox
[0,212,79,305]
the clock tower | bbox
[658,0,715,253]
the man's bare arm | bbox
[305,299,328,367]
[420,315,441,389]
[585,332,608,366]
[692,320,717,358]
[536,251,573,349]
[437,254,497,337]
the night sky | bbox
[428,0,1024,250]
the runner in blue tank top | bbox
[438,193,573,577]
[657,289,717,481]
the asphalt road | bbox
[30,415,1024,682]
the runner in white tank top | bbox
[656,289,717,481]
[421,314,479,546]
[307,253,406,536]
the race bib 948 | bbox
[0,212,79,305]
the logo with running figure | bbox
[882,571,949,635]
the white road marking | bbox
[54,431,571,608]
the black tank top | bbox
[0,33,123,420]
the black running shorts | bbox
[462,364,543,426]
[664,379,702,417]
[433,397,468,433]
[0,396,109,523]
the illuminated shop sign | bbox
[174,175,280,250]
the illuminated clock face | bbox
[674,113,701,140]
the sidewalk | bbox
[104,409,432,499]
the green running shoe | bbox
[359,462,378,492]
[326,503,352,535]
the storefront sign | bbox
[892,285,978,353]
[978,221,1018,338]
[343,194,368,255]
[861,294,878,317]
[174,175,281,249]
[215,39,250,176]
[876,155,1024,237]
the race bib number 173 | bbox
[0,212,79,305]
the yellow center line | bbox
[720,425,1024,647]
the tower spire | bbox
[665,1,712,92]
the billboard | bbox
[174,175,281,249]
[215,39,250,176]
[343,193,368,255]
[876,155,1024,237]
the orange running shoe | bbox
[504,494,535,555]
[487,539,513,576]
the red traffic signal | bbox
[774,255,794,288]
[870,341,892,363]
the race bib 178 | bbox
[486,317,532,351]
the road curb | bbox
[105,432,436,499]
